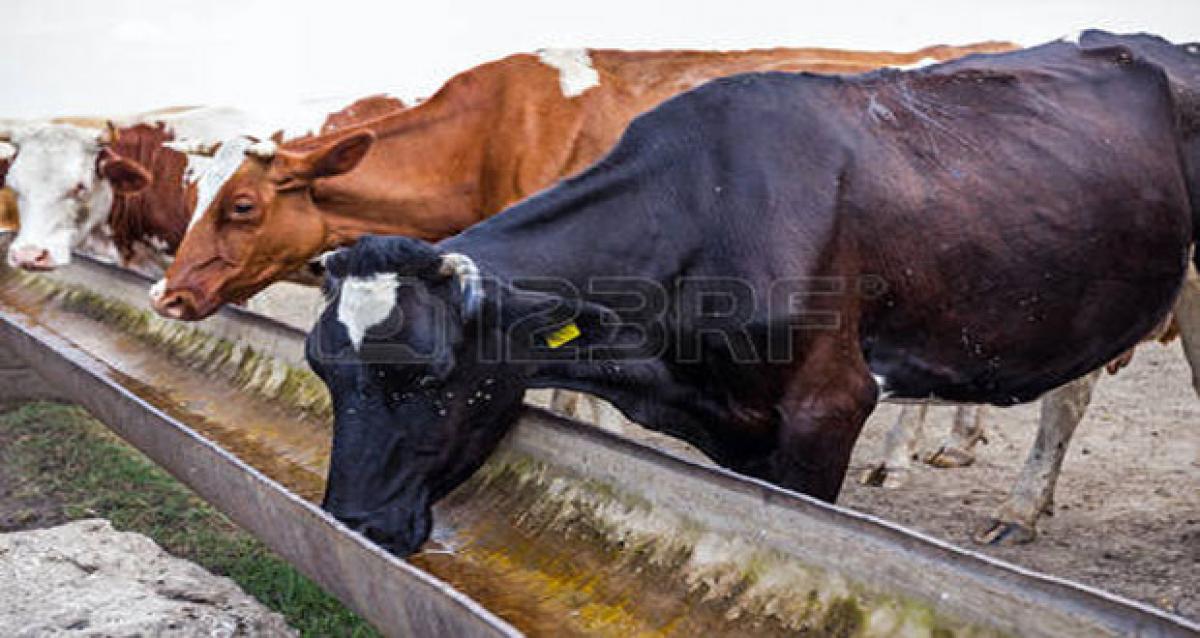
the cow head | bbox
[307,235,614,555]
[2,123,150,270]
[153,131,374,320]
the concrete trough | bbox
[0,254,1194,637]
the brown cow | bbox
[154,42,1016,320]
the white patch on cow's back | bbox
[892,57,938,71]
[537,48,600,98]
[337,273,399,350]
[189,136,254,230]
[1060,30,1084,45]
[147,106,271,144]
[246,139,277,159]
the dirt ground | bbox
[841,340,1200,621]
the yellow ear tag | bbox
[545,322,581,349]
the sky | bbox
[1,0,1198,119]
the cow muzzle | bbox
[8,245,56,271]
[152,287,206,321]
[332,505,433,557]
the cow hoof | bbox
[924,445,976,469]
[972,519,1037,546]
[859,464,909,488]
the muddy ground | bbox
[840,340,1200,621]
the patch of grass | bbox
[0,401,379,638]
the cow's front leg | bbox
[747,360,879,502]
[859,403,928,488]
[924,405,988,468]
[974,370,1099,545]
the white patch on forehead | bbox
[537,48,600,98]
[0,142,15,161]
[337,273,399,350]
[189,136,254,230]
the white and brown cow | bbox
[0,100,407,273]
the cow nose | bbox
[10,246,55,271]
[153,288,196,320]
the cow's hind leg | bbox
[1174,262,1200,397]
[859,403,928,488]
[924,405,988,468]
[974,370,1099,545]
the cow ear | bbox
[98,150,152,194]
[309,131,374,179]
[275,131,374,187]
[500,289,620,357]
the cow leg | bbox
[743,357,878,502]
[859,403,929,488]
[924,405,988,468]
[973,370,1100,545]
[1175,263,1200,397]
[548,389,580,417]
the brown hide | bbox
[105,123,192,259]
[318,94,407,135]
[159,41,1018,319]
[0,159,14,233]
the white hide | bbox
[1060,30,1084,46]
[4,124,112,266]
[891,56,939,71]
[189,136,255,230]
[537,48,601,98]
[337,273,400,350]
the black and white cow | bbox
[308,35,1199,555]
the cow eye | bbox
[230,197,256,217]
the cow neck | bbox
[107,124,190,258]
[303,82,494,249]
[445,161,673,289]
[440,148,732,452]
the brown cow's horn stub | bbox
[439,253,483,320]
[97,121,119,145]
